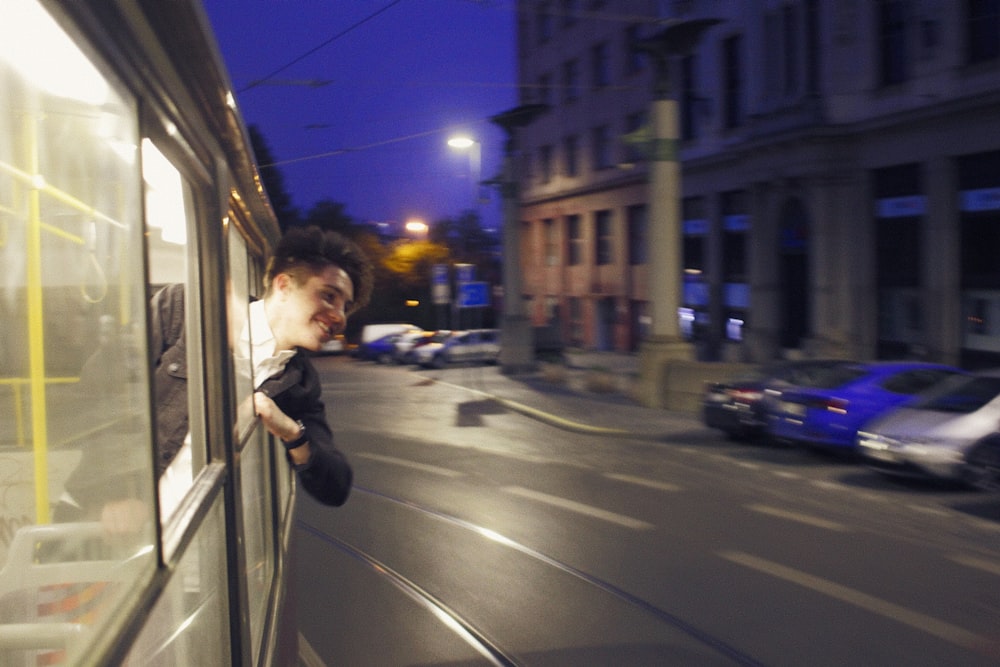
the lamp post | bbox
[490,103,548,374]
[634,17,721,409]
[447,135,482,206]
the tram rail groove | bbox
[298,486,765,667]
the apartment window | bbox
[537,2,553,44]
[591,41,611,89]
[683,196,707,276]
[967,0,1000,64]
[722,34,743,129]
[567,214,583,265]
[562,58,580,102]
[564,134,579,177]
[544,218,559,266]
[721,190,749,283]
[561,0,579,26]
[627,204,647,265]
[537,73,552,106]
[595,210,613,265]
[625,24,645,74]
[568,296,583,347]
[878,0,909,86]
[591,124,612,170]
[538,145,554,184]
[680,54,698,141]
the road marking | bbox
[746,504,850,532]
[356,453,464,478]
[771,471,800,480]
[906,504,950,517]
[604,472,681,493]
[949,553,1000,577]
[502,486,653,530]
[718,550,992,652]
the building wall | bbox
[515,0,1000,366]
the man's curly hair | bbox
[264,226,373,314]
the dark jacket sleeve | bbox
[265,356,353,506]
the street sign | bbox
[432,264,450,304]
[457,281,489,308]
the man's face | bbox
[272,265,354,352]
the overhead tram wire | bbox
[238,0,408,93]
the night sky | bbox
[202,0,518,231]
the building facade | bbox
[514,0,1000,368]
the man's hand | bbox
[254,392,311,464]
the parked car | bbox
[766,361,965,450]
[702,359,850,440]
[356,332,406,363]
[964,432,1000,491]
[415,329,500,368]
[393,330,450,364]
[317,334,346,355]
[857,369,1000,484]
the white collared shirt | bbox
[244,299,296,390]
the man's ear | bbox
[273,272,292,292]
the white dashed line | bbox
[949,553,1000,577]
[503,486,654,530]
[746,503,850,532]
[357,453,464,478]
[604,473,682,493]
[719,550,992,652]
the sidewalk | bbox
[425,351,708,442]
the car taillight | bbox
[729,389,763,403]
[817,397,849,414]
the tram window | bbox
[229,224,277,660]
[142,138,206,527]
[123,497,231,665]
[0,0,156,662]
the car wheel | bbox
[376,352,392,364]
[431,353,447,369]
[963,437,1000,492]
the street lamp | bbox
[633,17,722,409]
[447,135,482,206]
[404,218,428,238]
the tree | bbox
[302,199,361,237]
[248,125,300,231]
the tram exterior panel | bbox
[1,1,297,664]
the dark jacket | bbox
[64,284,352,514]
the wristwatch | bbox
[282,420,309,450]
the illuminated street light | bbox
[447,135,482,205]
[405,218,428,237]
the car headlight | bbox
[901,439,972,462]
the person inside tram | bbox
[57,226,373,530]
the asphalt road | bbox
[294,356,1000,666]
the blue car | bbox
[355,332,404,363]
[766,361,965,450]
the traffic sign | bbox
[457,281,489,308]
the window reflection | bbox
[0,0,155,662]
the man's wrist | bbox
[281,420,309,450]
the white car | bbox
[857,369,1000,484]
[414,329,500,369]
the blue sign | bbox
[457,281,489,308]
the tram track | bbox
[298,485,765,667]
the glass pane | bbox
[142,139,203,527]
[0,0,156,662]
[230,226,274,661]
[123,497,230,666]
[240,427,274,663]
[229,225,255,438]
